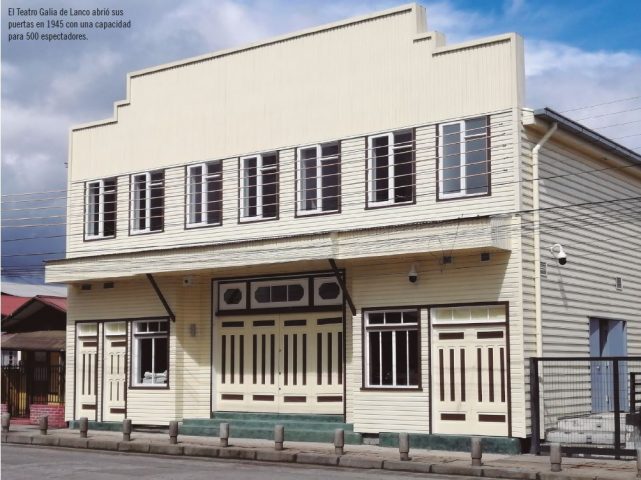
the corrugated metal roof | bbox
[1,281,67,298]
[534,108,641,165]
[1,294,31,317]
[1,331,66,351]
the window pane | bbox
[386,312,402,324]
[442,124,461,195]
[301,147,318,211]
[244,157,258,217]
[408,330,419,385]
[271,285,287,302]
[206,175,222,224]
[368,312,384,325]
[262,154,278,218]
[394,132,413,203]
[396,330,408,385]
[254,286,270,303]
[368,331,380,385]
[287,284,305,301]
[403,311,418,324]
[134,176,147,230]
[318,281,340,300]
[150,174,164,231]
[465,136,488,194]
[321,144,339,212]
[153,337,168,383]
[381,331,393,385]
[372,136,389,202]
[189,166,203,224]
[88,183,100,236]
[139,338,153,383]
[223,288,243,305]
[465,117,487,136]
[103,179,116,237]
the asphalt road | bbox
[1,444,473,480]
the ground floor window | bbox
[132,320,168,387]
[364,309,419,388]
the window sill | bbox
[239,216,278,224]
[84,235,116,242]
[130,229,163,236]
[295,209,339,217]
[438,191,490,202]
[129,384,169,390]
[185,222,222,230]
[360,387,422,392]
[366,200,414,210]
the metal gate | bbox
[1,364,65,418]
[215,313,344,414]
[530,356,641,458]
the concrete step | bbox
[178,423,362,444]
[209,412,345,423]
[182,418,354,432]
[545,430,627,445]
[557,416,629,432]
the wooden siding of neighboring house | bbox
[522,125,641,432]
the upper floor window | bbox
[296,142,340,215]
[240,153,278,222]
[131,170,164,234]
[186,161,222,228]
[85,178,116,240]
[367,130,414,207]
[438,117,490,199]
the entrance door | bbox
[590,318,627,412]
[75,322,99,420]
[215,313,343,414]
[431,305,509,436]
[102,322,127,421]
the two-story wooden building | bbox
[46,3,641,448]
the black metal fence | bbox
[530,357,641,458]
[1,365,65,417]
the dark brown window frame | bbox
[361,306,422,391]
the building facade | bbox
[46,3,641,444]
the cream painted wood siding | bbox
[61,110,519,266]
[64,276,211,423]
[58,4,524,265]
[345,227,527,437]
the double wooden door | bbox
[215,313,344,414]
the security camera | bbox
[408,264,418,283]
[549,244,567,265]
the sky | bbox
[2,0,641,281]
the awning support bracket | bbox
[146,273,176,322]
[328,258,356,316]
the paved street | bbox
[2,444,466,480]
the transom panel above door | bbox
[431,304,509,436]
[215,313,344,414]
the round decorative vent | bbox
[318,281,340,300]
[223,288,243,305]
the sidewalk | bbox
[2,424,637,480]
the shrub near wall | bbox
[30,403,65,428]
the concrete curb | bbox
[0,434,631,480]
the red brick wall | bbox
[30,403,66,428]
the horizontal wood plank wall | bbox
[346,239,526,436]
[65,276,211,424]
[532,133,641,432]
[52,111,517,282]
[537,137,641,356]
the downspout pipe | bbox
[533,122,557,357]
